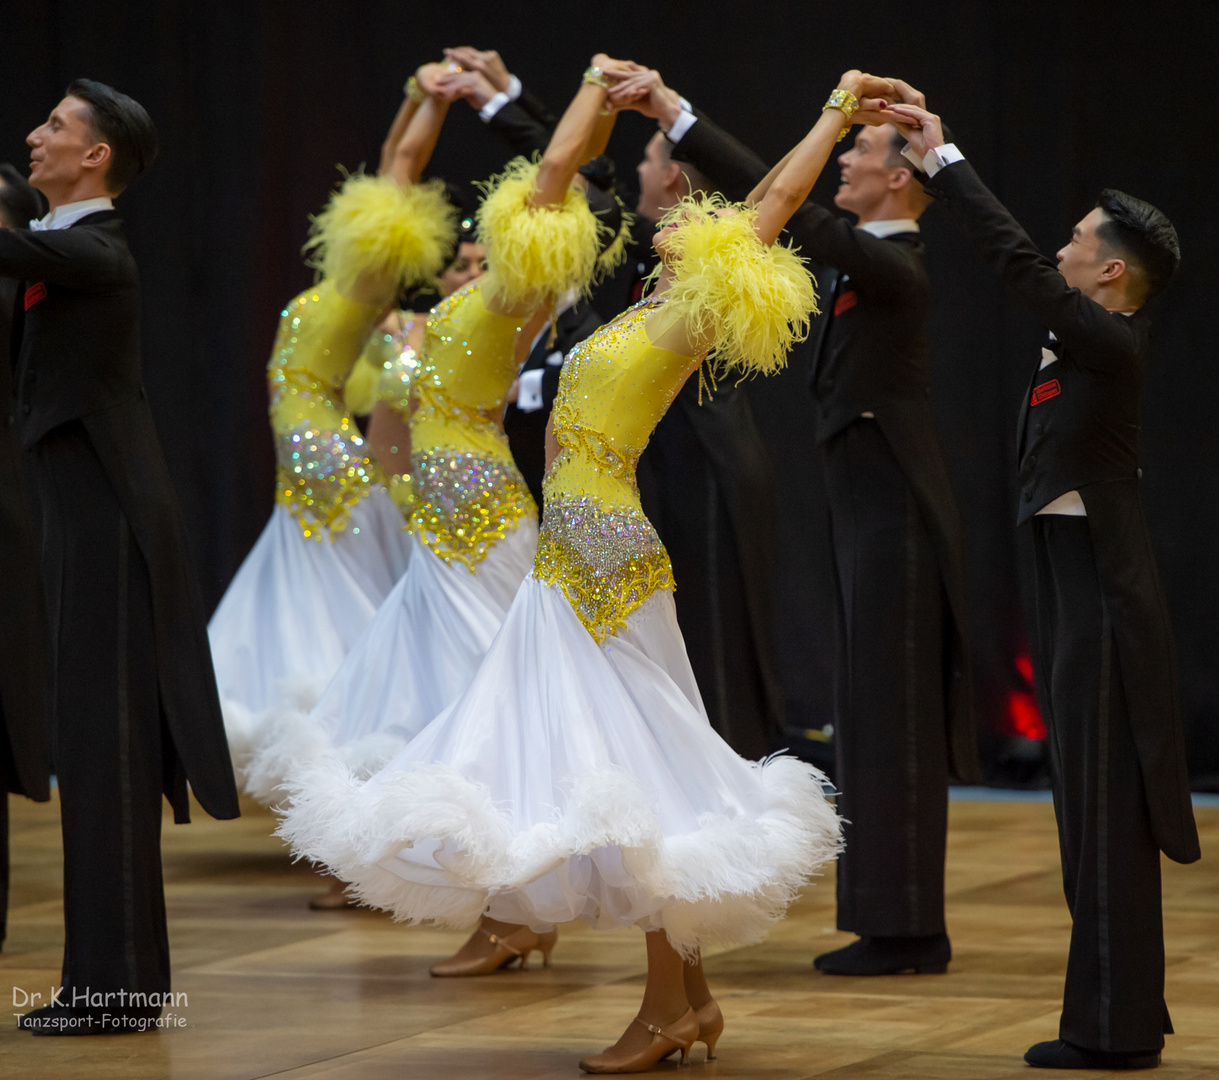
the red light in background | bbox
[1005,653,1047,740]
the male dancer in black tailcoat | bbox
[2,80,239,1035]
[612,68,979,973]
[0,165,51,954]
[887,94,1199,1072]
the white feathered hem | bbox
[281,754,840,956]
[278,578,841,955]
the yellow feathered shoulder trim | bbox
[305,173,457,295]
[476,157,603,307]
[654,193,818,378]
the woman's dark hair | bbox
[1095,189,1180,301]
[579,155,626,257]
[0,164,44,227]
[65,78,159,194]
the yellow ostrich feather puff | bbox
[476,157,609,307]
[305,173,457,295]
[653,192,819,378]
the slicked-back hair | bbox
[65,78,159,194]
[0,163,44,227]
[1095,188,1180,301]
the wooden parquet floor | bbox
[2,793,1216,1079]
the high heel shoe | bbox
[429,925,558,977]
[578,1008,698,1074]
[693,998,724,1061]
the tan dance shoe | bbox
[578,1008,698,1074]
[693,998,724,1061]
[429,925,557,977]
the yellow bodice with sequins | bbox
[535,300,701,640]
[408,280,536,569]
[344,316,418,416]
[268,281,386,540]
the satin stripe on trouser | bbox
[1031,515,1170,1053]
[823,419,949,937]
[34,421,171,1005]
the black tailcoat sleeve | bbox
[926,159,1199,863]
[0,280,49,803]
[0,215,239,822]
[486,98,554,159]
[673,114,979,783]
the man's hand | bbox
[606,68,684,129]
[415,62,449,97]
[881,103,946,157]
[434,70,498,109]
[884,78,926,108]
[442,47,511,93]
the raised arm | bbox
[884,100,1135,364]
[377,78,423,176]
[384,63,451,186]
[530,55,633,209]
[752,72,894,245]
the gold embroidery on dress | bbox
[269,290,382,542]
[410,450,534,571]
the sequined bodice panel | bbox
[268,281,383,539]
[536,303,701,640]
[408,281,535,569]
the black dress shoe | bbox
[1024,1039,1160,1070]
[17,1003,162,1036]
[813,933,951,975]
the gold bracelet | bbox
[582,65,611,90]
[823,88,859,142]
[404,75,425,104]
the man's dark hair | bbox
[579,154,626,258]
[0,164,44,227]
[65,78,159,194]
[1094,188,1180,301]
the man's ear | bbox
[888,166,914,191]
[81,141,112,178]
[1098,256,1127,285]
[663,161,684,195]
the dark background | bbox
[4,2,1216,785]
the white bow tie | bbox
[29,216,50,232]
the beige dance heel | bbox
[693,998,724,1061]
[578,1008,698,1074]
[429,925,557,977]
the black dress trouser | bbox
[34,421,170,1009]
[823,420,949,937]
[1031,515,1170,1054]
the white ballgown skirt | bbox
[209,488,412,785]
[243,515,538,803]
[280,575,842,955]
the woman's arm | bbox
[385,63,451,186]
[378,80,422,176]
[529,55,632,208]
[752,71,895,245]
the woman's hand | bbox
[836,70,897,105]
[415,62,449,97]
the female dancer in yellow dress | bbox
[243,62,627,802]
[208,66,457,782]
[283,61,894,1073]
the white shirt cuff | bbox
[901,145,927,173]
[478,74,523,122]
[665,107,697,144]
[921,142,964,178]
[516,368,545,412]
